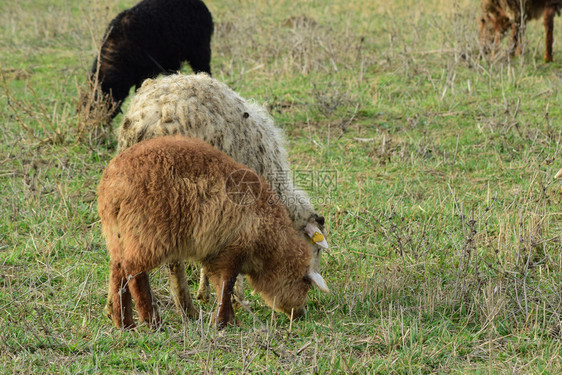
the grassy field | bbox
[1,0,561,373]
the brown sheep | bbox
[97,136,328,329]
[480,0,562,62]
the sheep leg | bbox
[233,274,248,306]
[196,268,211,303]
[110,262,135,329]
[197,269,247,307]
[479,18,487,48]
[167,261,199,319]
[544,6,555,62]
[104,278,114,321]
[128,271,161,328]
[509,22,521,57]
[103,231,120,321]
[492,25,502,59]
[188,45,212,75]
[208,272,238,328]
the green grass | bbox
[1,0,561,373]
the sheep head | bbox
[479,2,512,49]
[249,233,329,319]
[255,263,328,319]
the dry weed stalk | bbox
[1,65,64,145]
[74,76,116,146]
[74,37,118,146]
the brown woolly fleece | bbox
[480,0,562,62]
[98,136,324,329]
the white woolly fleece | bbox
[117,73,319,230]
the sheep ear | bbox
[305,223,329,249]
[555,169,562,179]
[307,270,329,293]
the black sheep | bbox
[90,0,213,118]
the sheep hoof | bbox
[196,290,210,304]
[113,316,136,330]
[183,306,199,320]
[104,302,113,320]
[145,316,163,331]
[212,315,235,329]
[233,297,249,308]
[122,322,137,331]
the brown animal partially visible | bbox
[97,136,328,329]
[480,0,562,62]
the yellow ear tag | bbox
[311,232,324,244]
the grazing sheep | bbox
[90,0,213,118]
[480,0,562,62]
[98,136,328,329]
[113,73,328,317]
